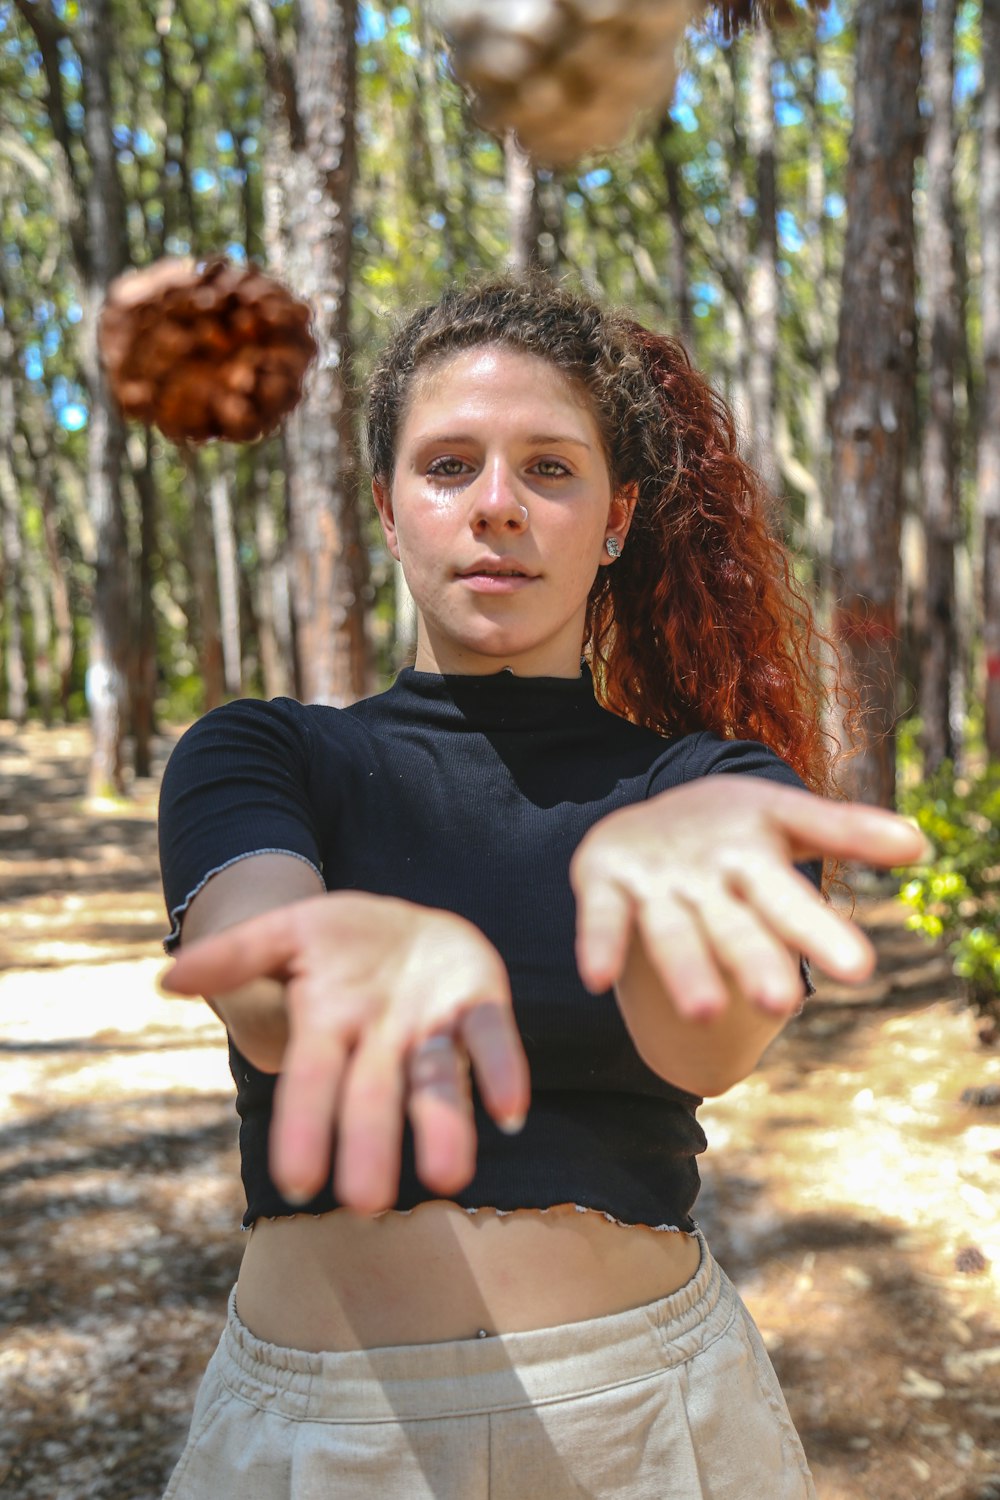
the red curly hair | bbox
[366,276,839,795]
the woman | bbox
[158,276,925,1499]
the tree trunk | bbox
[79,0,132,797]
[746,26,779,491]
[210,466,242,697]
[655,117,694,349]
[129,430,159,776]
[919,0,960,774]
[253,0,371,707]
[505,132,543,271]
[37,468,75,719]
[183,451,224,711]
[980,0,1000,754]
[0,320,27,723]
[828,0,922,808]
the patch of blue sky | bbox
[134,127,157,156]
[580,167,612,190]
[673,72,702,109]
[42,324,62,357]
[817,1,845,40]
[67,101,84,129]
[704,204,721,226]
[112,123,132,148]
[24,345,44,382]
[358,4,387,42]
[67,302,83,325]
[390,6,411,25]
[58,51,82,83]
[739,196,757,218]
[225,243,247,262]
[817,68,847,107]
[777,210,804,252]
[954,59,978,106]
[670,103,698,135]
[191,167,217,194]
[428,210,446,230]
[58,401,88,432]
[216,129,235,152]
[776,101,804,128]
[691,281,719,306]
[824,191,845,219]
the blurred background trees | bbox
[1,0,997,808]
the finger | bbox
[269,1002,349,1205]
[633,892,731,1021]
[765,787,932,867]
[573,872,635,993]
[407,1035,477,1194]
[160,900,321,995]
[460,1002,531,1134]
[732,860,875,982]
[685,885,803,1016]
[333,1031,406,1215]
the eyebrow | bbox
[415,432,592,451]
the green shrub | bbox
[899,763,1000,1016]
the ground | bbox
[0,720,998,1500]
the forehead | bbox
[401,344,597,438]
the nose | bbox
[471,459,528,533]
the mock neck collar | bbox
[386,664,604,733]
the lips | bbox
[458,561,535,579]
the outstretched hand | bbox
[161,895,530,1214]
[570,779,931,1022]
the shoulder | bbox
[646,727,809,798]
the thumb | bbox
[770,788,933,867]
[160,904,302,996]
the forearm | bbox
[614,933,798,1097]
[206,978,289,1072]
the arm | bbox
[570,778,930,1098]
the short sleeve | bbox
[158,696,327,954]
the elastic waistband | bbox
[215,1232,738,1424]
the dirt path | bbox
[1,720,998,1500]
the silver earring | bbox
[605,536,622,559]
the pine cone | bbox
[430,0,818,165]
[430,0,698,164]
[99,257,317,445]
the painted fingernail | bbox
[497,1111,527,1135]
[281,1184,313,1206]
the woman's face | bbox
[372,345,635,677]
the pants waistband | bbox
[215,1231,738,1424]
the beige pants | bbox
[164,1234,816,1499]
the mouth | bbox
[457,563,536,579]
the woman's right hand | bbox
[160,894,530,1214]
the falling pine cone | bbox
[429,0,816,166]
[430,0,699,165]
[98,257,318,445]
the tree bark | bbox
[828,0,922,808]
[918,0,960,774]
[746,26,779,491]
[655,117,694,349]
[0,319,27,723]
[980,0,1000,754]
[505,132,543,272]
[183,450,224,711]
[78,0,132,797]
[252,0,371,706]
[129,430,159,776]
[210,465,242,697]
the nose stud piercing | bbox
[518,504,529,523]
[605,536,622,559]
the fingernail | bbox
[281,1184,313,1207]
[497,1111,527,1135]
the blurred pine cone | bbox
[430,0,815,165]
[431,0,698,164]
[99,257,317,446]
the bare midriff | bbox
[235,1201,702,1352]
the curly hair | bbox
[365,275,840,795]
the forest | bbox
[2,0,1000,981]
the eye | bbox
[532,459,571,478]
[426,456,470,480]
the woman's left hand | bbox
[569,778,930,1021]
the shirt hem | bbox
[162,848,326,953]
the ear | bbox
[372,478,401,561]
[598,482,639,567]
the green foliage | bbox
[899,764,1000,1011]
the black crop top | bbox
[158,666,817,1232]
